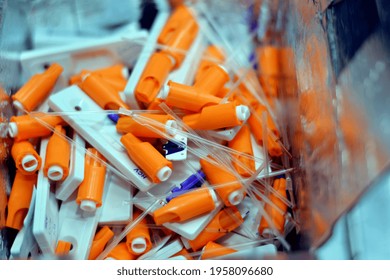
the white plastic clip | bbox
[99,172,133,225]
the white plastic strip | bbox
[48,85,154,191]
[123,12,170,109]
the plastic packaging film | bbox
[1,0,390,260]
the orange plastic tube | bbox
[255,104,280,137]
[266,135,283,157]
[55,240,72,256]
[247,113,263,145]
[88,226,114,260]
[79,73,129,110]
[258,178,288,237]
[44,125,70,181]
[250,104,279,138]
[106,242,136,260]
[11,141,41,175]
[158,5,199,69]
[147,98,166,111]
[126,209,152,255]
[6,171,36,230]
[194,45,225,83]
[216,86,230,99]
[200,158,244,207]
[182,102,250,130]
[153,187,217,225]
[100,76,127,92]
[194,64,230,96]
[12,63,63,112]
[121,133,173,183]
[163,80,222,112]
[135,52,175,104]
[200,241,236,260]
[76,148,106,212]
[279,47,298,97]
[0,168,7,227]
[257,46,280,98]
[9,114,65,142]
[71,71,127,92]
[116,114,175,138]
[233,81,259,108]
[185,207,243,251]
[247,105,282,157]
[228,125,255,177]
[93,64,128,78]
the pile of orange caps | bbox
[4,3,298,260]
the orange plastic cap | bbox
[162,80,222,112]
[116,113,175,138]
[91,64,128,79]
[12,63,63,112]
[257,46,280,77]
[76,148,107,212]
[247,104,279,146]
[88,226,115,260]
[70,64,128,86]
[153,187,217,225]
[233,81,260,108]
[100,76,127,92]
[187,207,244,251]
[200,241,236,260]
[172,247,193,260]
[194,64,230,96]
[9,114,65,142]
[200,158,244,206]
[55,240,72,256]
[106,242,136,260]
[121,133,173,183]
[194,45,225,83]
[11,141,41,175]
[79,73,129,110]
[266,135,283,157]
[279,47,296,78]
[126,209,152,255]
[257,46,281,98]
[6,171,36,230]
[44,125,71,181]
[183,102,250,130]
[258,178,288,237]
[158,5,199,68]
[135,52,175,104]
[228,125,255,177]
